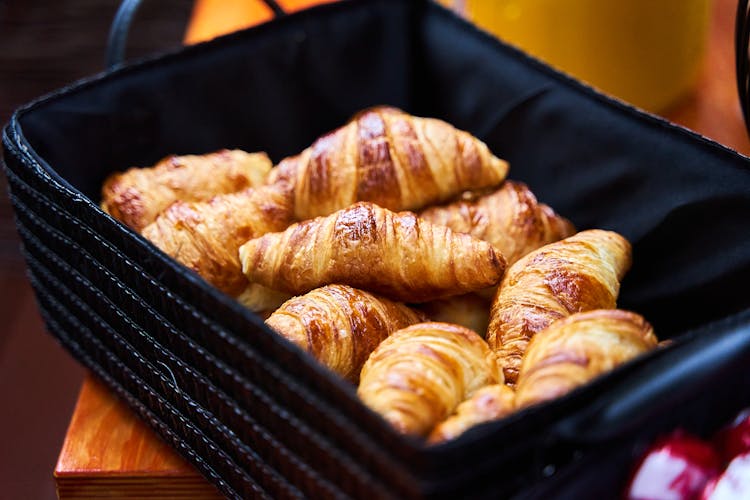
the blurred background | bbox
[0,2,190,498]
[0,0,748,498]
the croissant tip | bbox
[490,245,507,273]
[351,105,405,121]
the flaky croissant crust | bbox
[266,285,426,383]
[487,229,632,385]
[358,322,501,436]
[239,202,506,303]
[515,309,658,409]
[142,184,292,297]
[268,106,509,220]
[102,150,272,232]
[419,180,575,266]
[428,384,516,444]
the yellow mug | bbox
[442,0,711,113]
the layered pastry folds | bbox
[268,106,509,219]
[428,384,516,443]
[266,285,426,382]
[358,322,501,436]
[515,309,658,408]
[420,180,575,266]
[239,202,507,302]
[142,185,293,299]
[487,229,632,386]
[102,149,272,232]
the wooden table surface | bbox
[54,0,750,498]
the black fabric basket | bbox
[3,1,750,498]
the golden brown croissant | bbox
[239,202,507,303]
[487,229,632,386]
[418,294,492,338]
[515,309,658,409]
[101,150,272,232]
[358,322,501,436]
[268,106,509,220]
[266,285,426,383]
[419,180,575,266]
[141,184,292,299]
[428,384,516,444]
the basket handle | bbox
[737,0,750,136]
[106,0,287,70]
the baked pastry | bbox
[239,202,507,303]
[358,322,501,436]
[141,184,292,302]
[515,309,658,408]
[101,149,272,232]
[419,180,575,266]
[428,384,516,444]
[418,294,491,337]
[266,285,426,383]
[268,106,509,220]
[235,283,291,315]
[487,229,632,386]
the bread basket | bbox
[3,1,750,497]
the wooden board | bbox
[54,375,223,499]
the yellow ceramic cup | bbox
[445,0,711,112]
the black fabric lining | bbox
[10,0,750,168]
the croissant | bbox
[141,184,292,299]
[428,384,516,444]
[419,180,575,266]
[358,322,501,436]
[268,106,509,220]
[235,283,291,315]
[418,294,492,338]
[266,285,426,383]
[239,202,507,303]
[101,150,272,232]
[515,309,658,409]
[487,229,632,386]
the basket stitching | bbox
[7,167,401,460]
[25,270,254,500]
[24,250,291,500]
[4,164,416,471]
[22,228,334,498]
[17,225,320,499]
[10,185,395,496]
[15,214,349,499]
